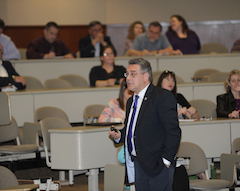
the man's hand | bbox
[43,52,56,59]
[109,127,120,140]
[142,49,150,56]
[92,33,104,46]
[14,76,27,86]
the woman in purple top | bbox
[166,15,201,55]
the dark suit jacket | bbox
[216,91,237,117]
[119,83,181,177]
[0,60,26,90]
[79,34,117,57]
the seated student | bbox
[79,21,117,58]
[27,22,75,59]
[128,21,173,56]
[231,39,240,53]
[0,42,26,91]
[0,18,20,60]
[98,79,133,123]
[89,45,125,87]
[123,21,145,55]
[166,15,201,55]
[217,69,240,118]
[157,70,200,119]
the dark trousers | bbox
[134,158,175,191]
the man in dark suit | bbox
[0,42,26,90]
[79,21,117,58]
[109,58,181,190]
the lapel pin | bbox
[144,97,147,101]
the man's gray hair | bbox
[128,58,153,82]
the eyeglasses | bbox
[124,72,143,78]
[103,52,114,56]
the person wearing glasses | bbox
[89,45,125,87]
[79,21,117,58]
[109,58,181,191]
[128,21,173,56]
[157,70,200,119]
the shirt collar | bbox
[134,83,150,100]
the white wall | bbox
[0,0,240,25]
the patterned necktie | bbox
[127,95,139,155]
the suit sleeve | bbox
[216,95,230,118]
[26,42,45,59]
[0,61,25,90]
[158,90,181,163]
[79,37,95,58]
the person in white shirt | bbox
[0,19,20,60]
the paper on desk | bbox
[179,119,196,122]
[1,85,17,92]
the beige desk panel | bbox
[9,94,34,126]
[8,83,226,126]
[13,57,158,85]
[180,122,231,158]
[156,54,240,82]
[193,84,225,103]
[13,54,240,85]
[33,88,119,123]
[230,122,240,143]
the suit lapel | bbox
[125,96,133,126]
[135,83,154,127]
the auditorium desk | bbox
[48,119,240,190]
[12,54,240,84]
[8,82,225,126]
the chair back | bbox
[200,43,229,54]
[104,164,125,191]
[44,79,73,89]
[0,92,12,125]
[177,142,208,176]
[207,72,229,82]
[18,48,27,59]
[189,99,217,118]
[59,74,88,87]
[232,138,240,154]
[0,117,19,143]
[41,117,72,153]
[83,104,106,125]
[34,106,69,123]
[23,76,44,89]
[192,69,220,82]
[0,166,19,189]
